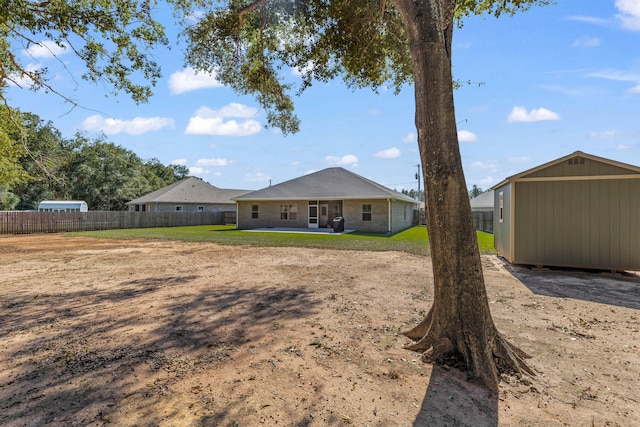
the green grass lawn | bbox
[70,225,496,256]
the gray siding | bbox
[493,184,512,259]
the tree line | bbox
[0,111,188,211]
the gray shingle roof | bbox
[233,167,417,202]
[470,190,494,210]
[127,177,250,205]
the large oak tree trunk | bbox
[392,0,532,391]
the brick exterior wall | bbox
[237,199,417,233]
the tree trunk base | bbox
[402,311,535,391]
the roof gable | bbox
[234,168,416,202]
[128,177,250,204]
[493,151,640,189]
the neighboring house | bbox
[126,177,250,213]
[492,151,640,271]
[38,200,88,212]
[233,167,420,233]
[470,190,494,233]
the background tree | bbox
[181,0,551,390]
[0,107,30,187]
[8,113,188,210]
[469,184,485,199]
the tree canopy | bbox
[8,113,189,210]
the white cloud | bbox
[471,160,499,173]
[401,132,416,144]
[168,67,223,94]
[374,147,401,159]
[23,40,68,59]
[185,104,261,136]
[566,16,610,26]
[7,63,40,87]
[80,114,175,135]
[171,158,188,166]
[615,0,640,31]
[326,154,358,167]
[588,130,624,139]
[588,69,640,93]
[507,106,560,123]
[478,176,496,186]
[292,61,314,77]
[508,156,531,164]
[571,36,600,47]
[195,158,232,167]
[457,130,478,142]
[616,144,635,151]
[189,166,205,175]
[245,172,271,183]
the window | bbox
[362,204,372,221]
[498,192,504,223]
[197,206,205,212]
[175,206,183,212]
[251,205,259,219]
[280,204,298,220]
[134,204,140,212]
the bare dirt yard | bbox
[1,234,638,426]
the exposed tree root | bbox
[402,315,535,391]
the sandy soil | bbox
[0,234,638,426]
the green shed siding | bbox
[512,178,640,270]
[493,151,640,271]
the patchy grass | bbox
[70,225,495,256]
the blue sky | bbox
[6,0,640,193]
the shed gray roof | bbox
[127,177,251,205]
[469,190,494,210]
[233,167,417,202]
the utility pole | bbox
[415,164,421,194]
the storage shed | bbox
[38,200,88,212]
[492,151,640,271]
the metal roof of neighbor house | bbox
[127,177,251,205]
[469,190,494,210]
[233,167,418,202]
[492,151,640,189]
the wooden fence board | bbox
[0,211,235,234]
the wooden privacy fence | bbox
[472,211,494,234]
[0,211,236,235]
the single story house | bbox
[126,177,250,213]
[233,167,420,233]
[38,200,88,212]
[492,151,640,271]
[470,190,494,233]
